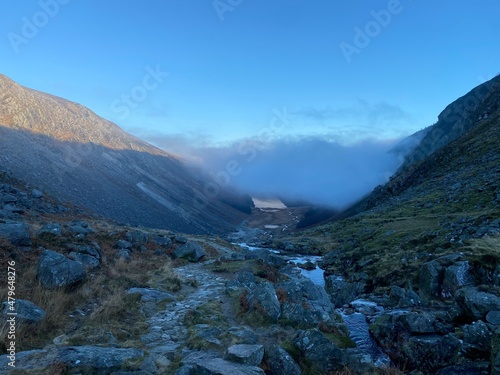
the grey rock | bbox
[1,299,46,324]
[68,252,100,269]
[192,324,223,347]
[456,286,500,320]
[443,261,475,294]
[437,361,490,375]
[0,193,17,204]
[491,327,500,374]
[247,282,281,322]
[265,345,301,375]
[66,243,102,260]
[294,329,345,371]
[69,221,95,235]
[37,222,62,238]
[344,349,375,375]
[31,189,43,198]
[57,345,143,370]
[182,351,265,374]
[175,235,188,244]
[399,311,438,334]
[174,242,206,262]
[390,285,421,307]
[324,276,363,307]
[116,249,131,262]
[462,320,492,358]
[236,271,257,289]
[401,334,461,373]
[281,302,323,328]
[128,288,176,303]
[174,365,196,375]
[116,240,133,249]
[419,260,444,300]
[37,250,86,288]
[153,236,172,248]
[126,231,149,244]
[227,327,259,345]
[225,344,264,366]
[487,311,500,325]
[0,222,31,246]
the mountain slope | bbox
[277,74,500,289]
[0,74,249,234]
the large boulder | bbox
[0,221,31,246]
[293,329,345,372]
[443,261,475,294]
[174,242,206,262]
[247,282,281,322]
[153,236,172,248]
[225,344,264,366]
[1,299,46,324]
[37,250,86,288]
[455,286,500,320]
[265,345,301,375]
[401,334,461,373]
[281,302,324,328]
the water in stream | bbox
[238,243,390,367]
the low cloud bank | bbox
[146,133,409,210]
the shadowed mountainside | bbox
[0,74,250,234]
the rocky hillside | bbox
[265,75,500,373]
[0,74,250,234]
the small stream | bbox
[238,243,389,367]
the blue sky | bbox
[1,0,499,147]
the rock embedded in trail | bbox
[181,351,265,375]
[225,344,264,366]
[174,241,206,262]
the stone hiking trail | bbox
[141,262,229,366]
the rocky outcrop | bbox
[224,344,264,366]
[247,282,281,322]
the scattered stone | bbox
[37,249,86,288]
[419,260,444,300]
[128,288,176,303]
[68,252,100,269]
[116,249,131,262]
[37,222,62,238]
[69,221,95,235]
[182,351,265,374]
[265,345,301,375]
[153,236,172,248]
[1,299,46,324]
[126,230,149,244]
[31,189,43,198]
[116,240,133,249]
[456,286,500,320]
[174,242,206,262]
[225,344,264,366]
[175,235,188,244]
[294,329,345,372]
[247,282,281,322]
[0,221,31,246]
[401,334,461,373]
[487,311,500,325]
[66,243,101,260]
[297,261,316,270]
[462,320,492,358]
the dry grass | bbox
[0,230,182,354]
